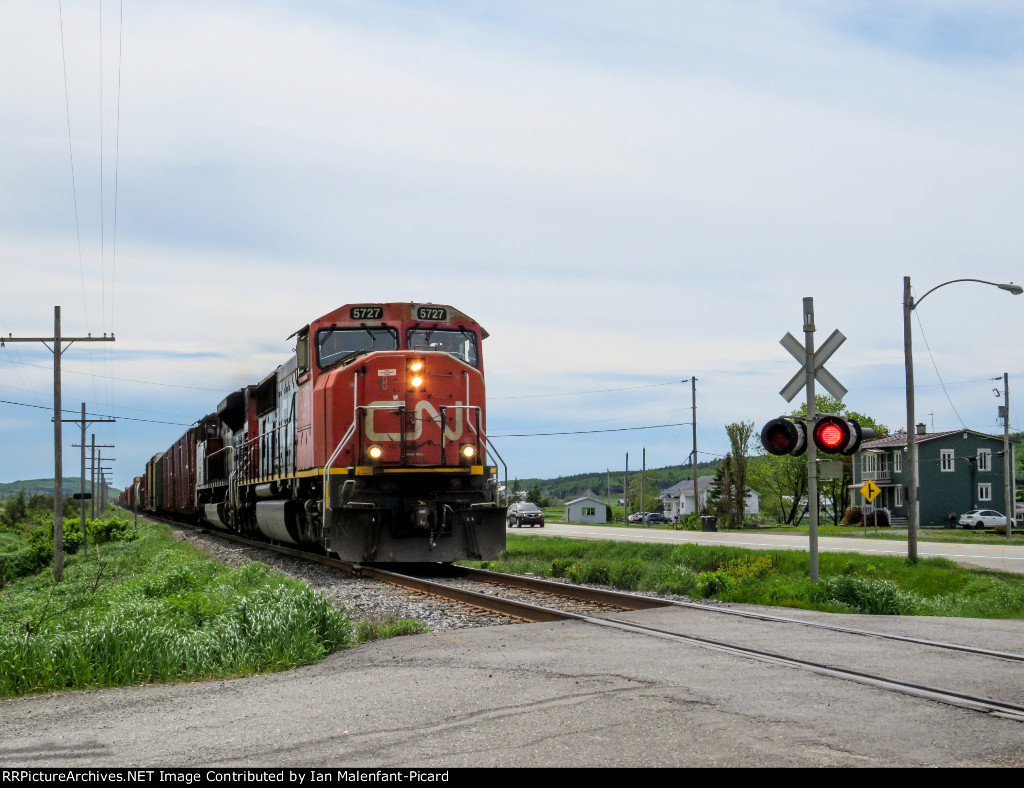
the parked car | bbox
[958,509,1008,529]
[643,513,670,524]
[507,502,545,528]
[627,512,647,523]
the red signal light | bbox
[812,416,856,454]
[815,422,846,451]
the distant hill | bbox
[0,478,122,501]
[513,460,721,502]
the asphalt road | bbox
[512,523,1024,574]
[2,606,1022,767]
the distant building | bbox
[853,427,1017,525]
[565,496,609,524]
[660,476,759,520]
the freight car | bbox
[119,303,506,562]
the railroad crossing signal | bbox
[780,328,847,403]
[760,415,875,456]
[860,480,881,503]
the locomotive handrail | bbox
[322,404,400,510]
[322,421,358,511]
[438,404,483,466]
[481,435,509,506]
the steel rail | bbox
[565,614,1024,722]
[454,565,1024,664]
[155,518,1024,721]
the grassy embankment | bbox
[0,511,424,700]
[472,533,1024,619]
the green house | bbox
[852,428,1017,526]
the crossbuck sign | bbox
[779,329,848,403]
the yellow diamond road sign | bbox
[860,480,881,503]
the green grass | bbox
[467,534,1024,619]
[757,524,1024,545]
[0,520,358,699]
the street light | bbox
[904,277,1023,562]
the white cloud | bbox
[2,1,1023,485]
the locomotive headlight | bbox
[409,360,425,388]
[367,445,383,461]
[460,444,476,465]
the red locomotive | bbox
[120,303,507,562]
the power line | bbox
[491,380,684,400]
[0,397,190,426]
[490,422,690,438]
[0,357,225,391]
[914,310,967,429]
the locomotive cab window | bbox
[406,328,479,367]
[316,327,398,369]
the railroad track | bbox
[168,518,1024,723]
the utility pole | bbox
[2,306,115,581]
[691,377,698,516]
[96,452,116,514]
[624,453,629,522]
[72,416,115,555]
[641,447,646,520]
[1001,373,1014,541]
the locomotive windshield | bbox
[316,327,398,368]
[407,328,479,367]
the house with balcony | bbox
[660,476,759,521]
[852,426,1017,526]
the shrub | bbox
[677,514,701,531]
[820,575,920,615]
[864,509,890,528]
[551,558,575,578]
[88,517,138,544]
[565,560,611,585]
[609,559,645,590]
[842,507,863,526]
[0,546,47,584]
[723,554,776,582]
[694,570,735,598]
[646,565,697,596]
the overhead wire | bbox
[913,309,968,429]
[491,380,683,400]
[490,422,691,438]
[57,0,90,335]
[0,397,191,426]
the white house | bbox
[565,496,609,524]
[659,477,759,521]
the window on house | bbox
[862,454,878,476]
[893,451,902,474]
[941,449,954,472]
[977,449,991,472]
[978,483,992,502]
[894,486,904,507]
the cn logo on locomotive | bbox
[365,400,466,442]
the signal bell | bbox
[760,417,807,456]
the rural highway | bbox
[512,523,1024,574]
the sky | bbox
[2,0,1024,491]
